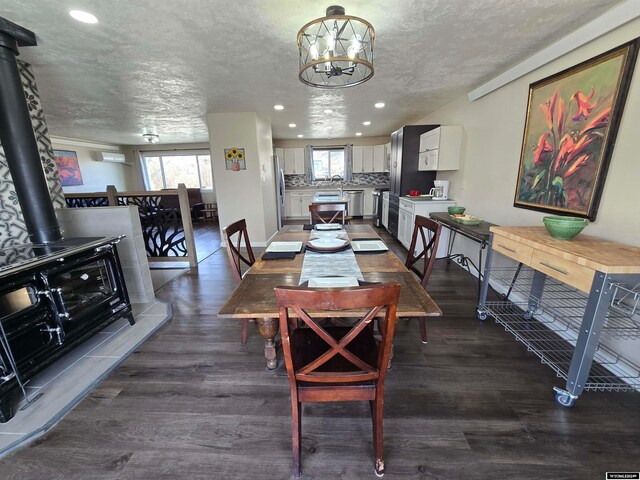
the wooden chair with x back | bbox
[308,202,348,225]
[405,215,442,344]
[223,219,256,344]
[274,283,401,477]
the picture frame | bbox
[514,39,638,220]
[225,147,246,171]
[53,149,84,186]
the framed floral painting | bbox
[514,39,638,220]
[53,150,84,186]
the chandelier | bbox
[297,5,375,88]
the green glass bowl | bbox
[448,206,466,215]
[543,216,589,240]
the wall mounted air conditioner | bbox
[97,152,126,163]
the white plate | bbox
[351,240,389,252]
[309,231,348,240]
[315,223,343,230]
[308,276,359,288]
[265,241,303,253]
[308,238,348,249]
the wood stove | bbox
[0,237,133,422]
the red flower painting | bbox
[515,41,637,220]
[53,150,84,186]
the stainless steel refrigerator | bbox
[274,154,286,229]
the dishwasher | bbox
[345,190,364,217]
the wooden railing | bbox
[65,184,198,267]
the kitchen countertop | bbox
[287,184,389,191]
[401,196,455,203]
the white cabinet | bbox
[384,142,391,172]
[352,146,364,173]
[363,188,374,216]
[373,145,385,172]
[275,148,284,161]
[285,191,313,218]
[397,198,456,255]
[398,206,413,250]
[283,148,305,174]
[382,192,389,228]
[362,146,374,172]
[417,126,461,171]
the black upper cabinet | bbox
[389,125,439,197]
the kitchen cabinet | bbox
[283,148,305,175]
[285,191,313,218]
[363,187,374,216]
[373,145,385,172]
[384,142,391,172]
[418,126,461,171]
[275,148,284,161]
[362,146,374,172]
[352,146,364,173]
[398,197,455,254]
[382,192,389,228]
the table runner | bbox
[299,248,364,285]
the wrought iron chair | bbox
[274,283,401,477]
[223,219,255,344]
[308,202,349,225]
[405,215,442,344]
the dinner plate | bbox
[308,276,359,288]
[314,223,343,231]
[265,241,303,253]
[305,238,350,252]
[351,240,389,252]
[309,231,348,240]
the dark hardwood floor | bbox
[1,219,639,479]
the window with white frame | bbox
[311,147,345,180]
[141,150,213,190]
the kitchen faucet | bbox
[330,175,343,195]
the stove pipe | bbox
[0,18,62,244]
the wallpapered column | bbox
[0,60,64,248]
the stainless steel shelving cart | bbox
[477,226,640,407]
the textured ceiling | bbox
[0,0,622,144]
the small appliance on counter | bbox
[429,180,450,200]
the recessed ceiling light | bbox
[274,104,284,110]
[289,123,296,128]
[297,134,304,138]
[69,10,98,24]
[374,102,385,108]
[355,132,362,136]
[327,126,333,129]
[363,121,371,126]
[324,109,333,114]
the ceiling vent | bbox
[97,152,126,163]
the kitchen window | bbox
[311,147,345,180]
[141,150,213,190]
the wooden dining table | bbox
[217,224,442,369]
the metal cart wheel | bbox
[523,310,534,320]
[555,391,575,408]
[476,309,488,321]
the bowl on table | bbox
[543,216,589,240]
[448,206,466,215]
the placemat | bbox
[262,251,297,260]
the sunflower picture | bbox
[225,147,246,171]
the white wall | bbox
[419,18,640,246]
[207,112,276,245]
[418,19,640,366]
[51,140,135,193]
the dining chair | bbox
[308,202,349,225]
[405,215,442,344]
[274,283,401,477]
[223,219,255,344]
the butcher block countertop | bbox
[490,226,640,274]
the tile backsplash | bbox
[285,172,389,187]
